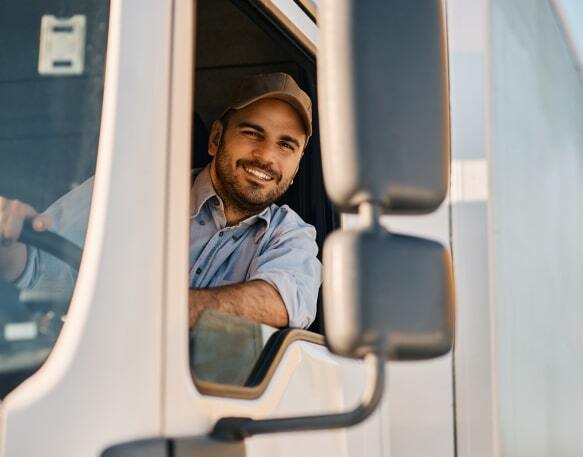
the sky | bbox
[552,0,583,71]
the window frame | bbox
[234,0,317,59]
[293,0,317,22]
[189,0,328,400]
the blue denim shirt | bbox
[16,167,321,328]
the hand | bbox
[0,196,51,247]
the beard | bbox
[214,143,293,214]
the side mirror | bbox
[323,225,454,361]
[318,0,450,214]
[318,0,453,360]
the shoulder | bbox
[43,176,94,242]
[45,177,94,215]
[264,204,316,242]
[270,204,313,230]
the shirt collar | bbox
[190,166,274,235]
[190,166,217,219]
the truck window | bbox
[189,0,334,392]
[0,0,109,398]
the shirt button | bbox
[195,268,202,274]
[218,231,224,237]
[198,219,205,226]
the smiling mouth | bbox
[243,166,274,182]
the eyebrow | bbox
[237,122,264,133]
[237,122,301,149]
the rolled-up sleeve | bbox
[248,222,322,329]
[13,246,40,290]
[12,177,92,292]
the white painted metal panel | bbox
[445,0,500,456]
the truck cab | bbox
[3,0,580,455]
[0,1,453,455]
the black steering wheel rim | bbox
[18,222,83,271]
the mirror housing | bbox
[323,226,454,360]
[318,0,450,214]
[318,0,453,360]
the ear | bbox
[208,120,224,157]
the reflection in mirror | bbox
[190,309,277,386]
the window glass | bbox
[0,0,109,398]
[191,310,276,386]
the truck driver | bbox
[0,73,321,329]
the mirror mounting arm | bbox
[210,352,385,442]
[358,200,383,228]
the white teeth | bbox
[245,167,273,181]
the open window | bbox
[188,0,337,394]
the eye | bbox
[279,141,295,151]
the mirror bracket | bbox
[210,352,385,441]
[358,200,383,228]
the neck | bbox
[223,202,254,226]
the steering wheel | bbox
[18,221,83,271]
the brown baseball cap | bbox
[220,72,312,140]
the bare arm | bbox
[0,197,51,282]
[189,279,289,329]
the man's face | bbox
[208,98,307,214]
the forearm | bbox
[189,279,289,329]
[0,243,27,282]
